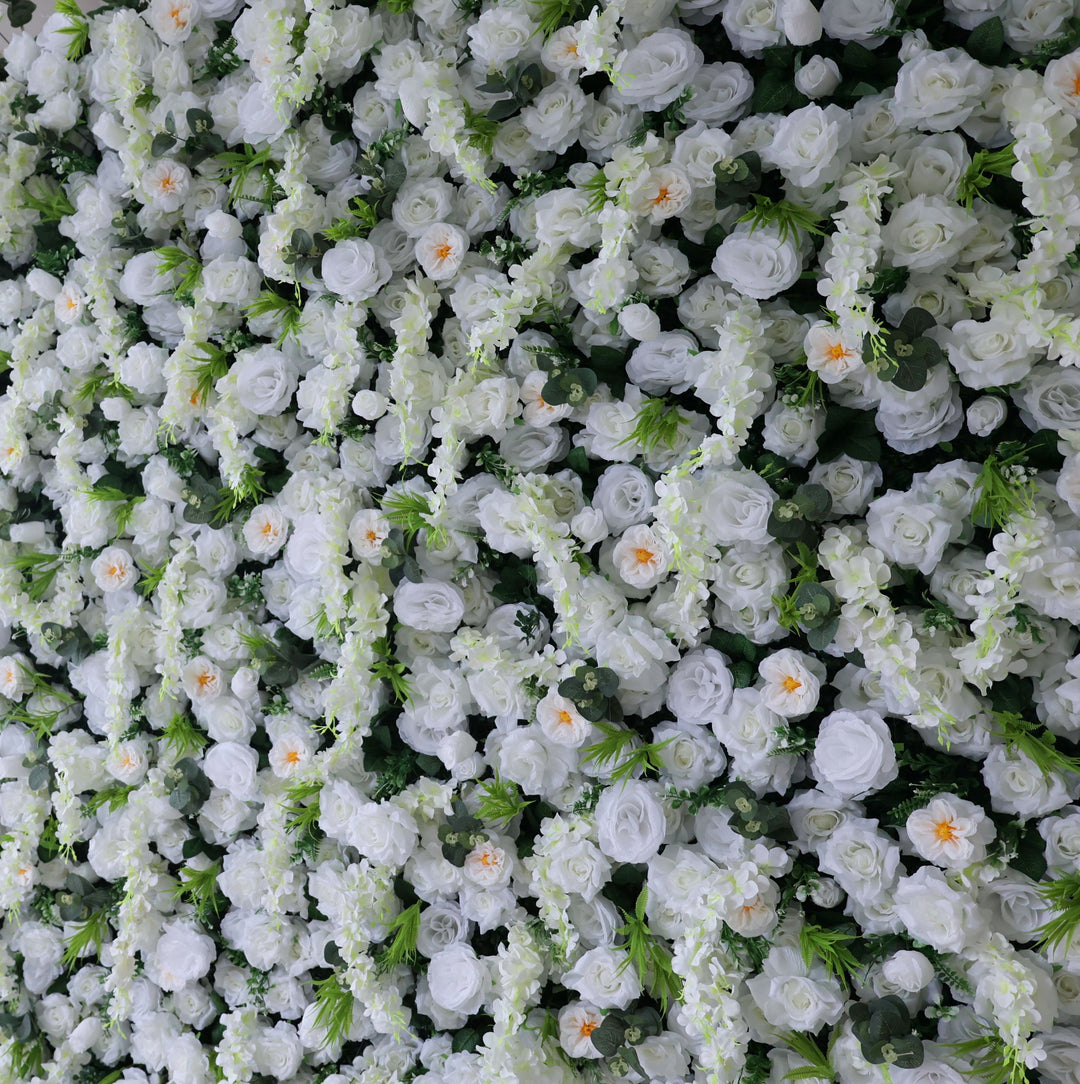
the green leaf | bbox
[967,16,1004,63]
[7,0,36,28]
[816,405,880,463]
[753,68,794,113]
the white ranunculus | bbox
[594,779,667,863]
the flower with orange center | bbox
[906,794,993,869]
[463,841,511,887]
[614,524,671,589]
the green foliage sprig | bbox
[374,902,421,974]
[798,923,861,984]
[958,143,1017,209]
[991,710,1080,780]
[1036,872,1080,952]
[620,397,690,452]
[312,972,356,1045]
[737,195,825,242]
[477,774,532,826]
[171,861,224,923]
[616,889,682,1011]
[782,1031,836,1082]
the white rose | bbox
[394,580,466,633]
[231,346,298,417]
[722,0,784,55]
[547,838,611,902]
[866,491,952,576]
[817,820,902,904]
[893,48,992,130]
[625,331,699,395]
[593,465,655,532]
[771,104,850,188]
[202,741,259,800]
[427,945,490,1015]
[712,224,802,300]
[416,902,470,958]
[811,709,898,799]
[881,195,979,272]
[702,469,775,544]
[595,779,667,864]
[892,866,986,953]
[746,946,846,1033]
[683,62,754,123]
[808,455,882,516]
[321,239,392,302]
[347,802,419,865]
[982,745,1071,819]
[946,318,1036,389]
[666,647,734,727]
[148,922,216,992]
[1018,364,1080,432]
[521,83,589,154]
[779,0,823,42]
[563,946,642,1009]
[202,255,260,306]
[614,29,704,111]
[880,950,935,993]
[392,177,455,238]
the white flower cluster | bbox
[5,0,1080,1083]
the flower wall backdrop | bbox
[5,0,1080,1082]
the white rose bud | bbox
[795,56,842,98]
[881,950,935,993]
[780,0,823,44]
[966,395,1006,437]
[618,303,662,342]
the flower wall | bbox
[4,0,1080,1082]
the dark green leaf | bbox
[752,69,793,113]
[8,0,36,27]
[817,404,880,463]
[967,16,1004,63]
[485,98,520,121]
